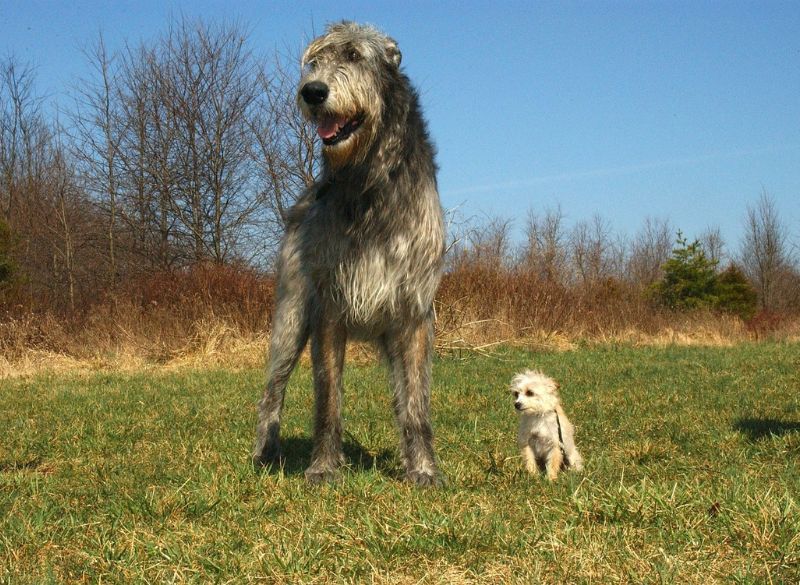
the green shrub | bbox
[652,232,719,310]
[653,233,759,320]
[715,264,758,319]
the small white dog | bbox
[511,370,584,480]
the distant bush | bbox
[0,219,14,284]
[0,219,18,304]
[652,233,719,311]
[124,263,276,332]
[715,264,758,320]
[652,234,759,319]
[746,309,788,339]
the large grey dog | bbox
[252,22,445,486]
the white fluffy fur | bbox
[511,370,584,480]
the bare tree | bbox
[740,190,793,310]
[445,213,514,271]
[626,216,673,287]
[249,50,318,257]
[570,214,619,284]
[154,19,266,264]
[0,57,49,223]
[466,214,513,269]
[123,42,182,269]
[74,17,274,269]
[0,57,102,310]
[700,225,725,270]
[71,34,124,289]
[520,205,567,283]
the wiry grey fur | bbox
[252,22,445,486]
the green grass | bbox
[1,343,798,583]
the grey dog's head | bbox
[510,370,560,414]
[297,22,402,167]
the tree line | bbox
[447,194,799,317]
[1,18,313,312]
[1,17,798,322]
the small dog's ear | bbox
[555,382,561,391]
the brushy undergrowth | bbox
[1,343,798,583]
[2,263,799,378]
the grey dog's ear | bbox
[384,37,402,67]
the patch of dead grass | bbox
[1,301,798,378]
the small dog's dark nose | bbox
[301,81,329,105]
[514,403,522,410]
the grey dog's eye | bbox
[302,60,316,76]
[346,48,360,62]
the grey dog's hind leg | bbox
[252,229,310,468]
[384,317,441,486]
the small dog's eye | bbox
[512,391,519,398]
[525,390,534,397]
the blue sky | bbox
[2,0,799,255]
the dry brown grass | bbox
[433,265,799,353]
[2,264,798,378]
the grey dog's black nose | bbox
[301,81,329,105]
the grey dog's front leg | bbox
[252,227,310,468]
[251,299,308,468]
[384,317,441,486]
[305,314,347,484]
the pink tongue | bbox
[317,117,344,140]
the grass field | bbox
[1,343,798,583]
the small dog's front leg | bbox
[521,445,538,474]
[545,447,563,481]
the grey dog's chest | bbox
[300,195,428,328]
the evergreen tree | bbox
[653,232,719,310]
[715,264,758,319]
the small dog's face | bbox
[510,370,560,414]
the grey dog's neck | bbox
[322,74,435,195]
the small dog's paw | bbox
[304,466,342,485]
[406,469,444,488]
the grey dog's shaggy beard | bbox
[253,22,446,486]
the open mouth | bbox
[316,114,364,146]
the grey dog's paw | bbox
[304,466,342,485]
[406,469,444,488]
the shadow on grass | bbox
[734,418,800,441]
[257,434,399,478]
[0,457,43,473]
